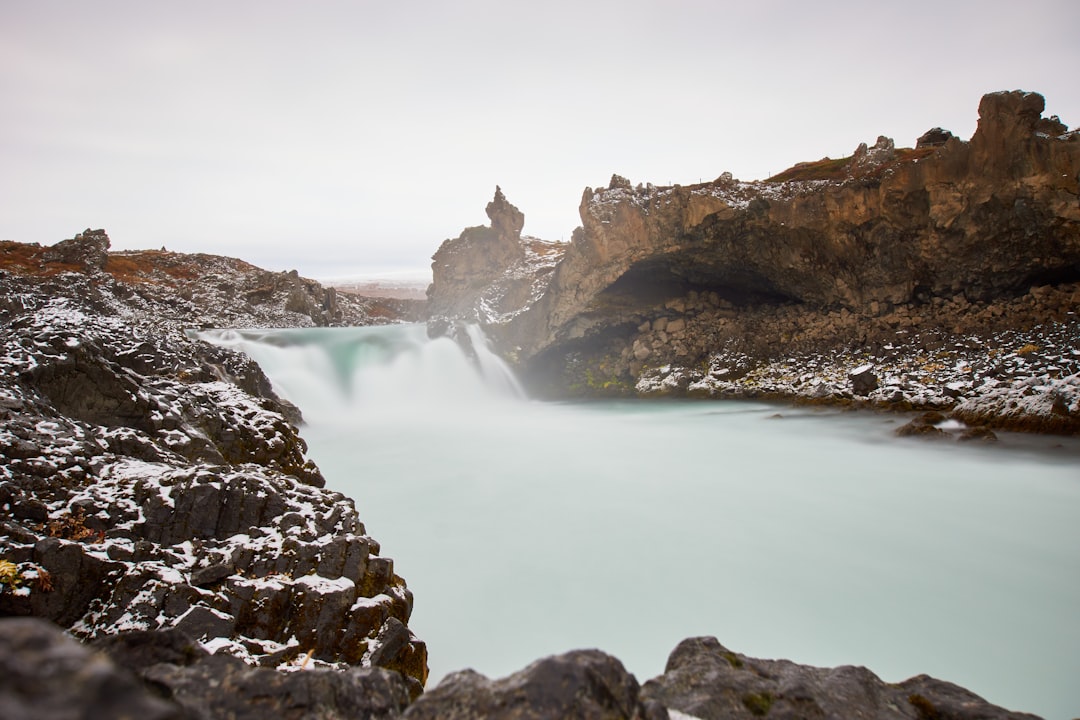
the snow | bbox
[294,574,356,593]
[667,711,705,720]
[585,176,833,218]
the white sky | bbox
[2,1,1078,280]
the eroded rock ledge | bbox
[426,90,1080,434]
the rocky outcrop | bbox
[403,649,665,719]
[0,617,181,720]
[0,239,427,691]
[2,229,407,328]
[427,187,567,340]
[0,618,415,720]
[426,91,1080,433]
[641,637,1038,720]
[40,227,111,272]
[4,621,1040,719]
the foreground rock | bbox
[403,650,666,719]
[641,637,1038,720]
[426,90,1080,434]
[0,617,414,720]
[0,234,427,692]
[0,617,180,720]
[1,620,1040,719]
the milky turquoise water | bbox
[203,325,1080,719]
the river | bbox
[201,324,1080,719]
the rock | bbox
[850,134,896,173]
[143,653,412,720]
[958,426,998,442]
[403,649,663,719]
[91,627,209,670]
[42,228,111,272]
[1035,114,1068,137]
[0,537,117,626]
[639,636,1037,720]
[487,185,526,242]
[191,562,234,587]
[849,363,879,395]
[917,127,955,147]
[0,617,181,720]
[427,186,562,332]
[96,628,413,719]
[896,412,948,438]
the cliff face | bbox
[426,91,1080,432]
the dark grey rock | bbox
[917,127,956,147]
[190,563,234,588]
[403,648,664,720]
[849,364,879,395]
[639,636,1038,720]
[143,653,412,720]
[0,617,180,720]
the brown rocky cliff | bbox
[427,186,566,339]
[431,93,1074,354]
[427,186,528,322]
[523,90,1078,352]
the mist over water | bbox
[202,325,1080,719]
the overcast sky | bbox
[3,1,1078,280]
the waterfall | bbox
[198,323,524,422]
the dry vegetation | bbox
[765,147,936,183]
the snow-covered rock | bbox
[0,238,427,691]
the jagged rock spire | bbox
[486,186,525,242]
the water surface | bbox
[202,324,1080,719]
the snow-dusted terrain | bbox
[0,231,427,694]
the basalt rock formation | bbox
[427,91,1080,433]
[1,232,427,695]
[3,619,1039,719]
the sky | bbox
[2,1,1078,281]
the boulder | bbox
[0,617,180,720]
[42,228,111,272]
[94,626,413,719]
[639,636,1038,720]
[849,363,879,396]
[403,649,664,719]
[916,127,956,147]
[143,653,412,720]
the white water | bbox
[202,324,1080,719]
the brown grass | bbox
[765,147,937,183]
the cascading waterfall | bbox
[200,323,523,421]
[199,324,1080,720]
